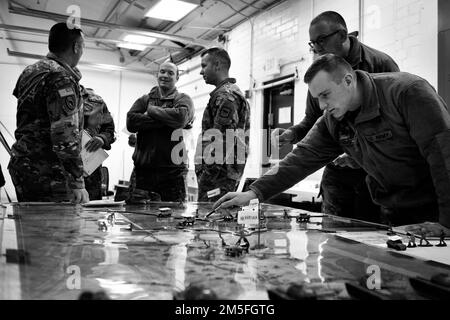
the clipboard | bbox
[81,130,109,176]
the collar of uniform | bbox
[46,52,82,82]
[210,78,237,97]
[353,70,381,125]
[346,35,363,69]
[149,85,178,100]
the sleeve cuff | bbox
[69,178,85,190]
[287,125,299,144]
[249,185,265,203]
[96,134,110,149]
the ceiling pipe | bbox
[127,0,216,66]
[8,5,211,47]
[94,0,140,43]
[93,0,123,38]
[0,35,116,51]
[6,48,157,74]
[122,0,146,11]
[0,24,184,50]
[140,0,261,65]
[196,0,261,40]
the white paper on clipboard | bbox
[81,130,109,176]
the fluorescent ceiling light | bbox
[145,0,198,21]
[123,34,157,45]
[117,42,147,51]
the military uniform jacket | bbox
[9,53,85,189]
[251,71,450,228]
[83,91,116,150]
[289,35,400,143]
[195,78,250,181]
[127,86,194,169]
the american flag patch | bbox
[207,188,221,198]
[58,87,75,97]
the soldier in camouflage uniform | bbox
[195,48,250,202]
[8,23,88,204]
[81,86,116,200]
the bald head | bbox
[160,61,179,76]
[310,11,348,32]
[158,61,179,93]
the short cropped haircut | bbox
[201,47,231,70]
[48,22,83,54]
[311,11,348,33]
[304,54,354,84]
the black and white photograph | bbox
[0,0,449,310]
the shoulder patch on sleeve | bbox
[219,106,231,119]
[58,87,75,98]
[62,95,76,115]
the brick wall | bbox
[362,0,438,86]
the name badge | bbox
[238,199,260,226]
[207,188,221,198]
[366,130,393,143]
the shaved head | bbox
[160,61,179,77]
[158,61,179,93]
[311,11,348,32]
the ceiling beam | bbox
[6,48,157,74]
[8,4,211,47]
[92,0,123,38]
[0,24,184,50]
[122,0,146,11]
[0,36,116,51]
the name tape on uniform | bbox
[207,188,221,198]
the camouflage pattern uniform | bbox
[195,78,250,202]
[81,87,116,200]
[8,53,84,202]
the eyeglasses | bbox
[308,30,343,49]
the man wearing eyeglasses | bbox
[272,11,399,222]
[215,54,450,238]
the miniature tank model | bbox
[224,245,246,257]
[224,236,250,257]
[177,216,195,228]
[158,207,173,218]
